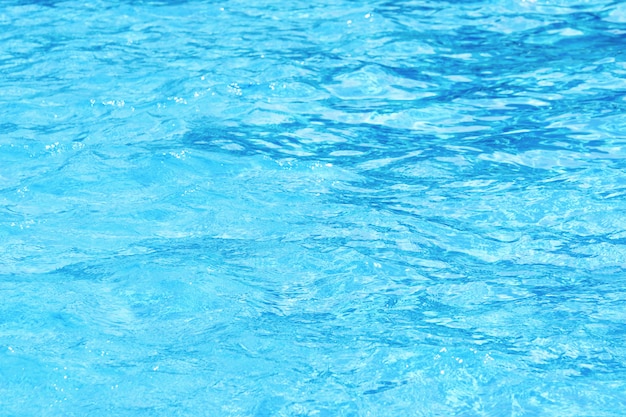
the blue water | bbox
[2,0,626,415]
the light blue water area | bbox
[2,0,626,415]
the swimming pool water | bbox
[2,0,626,415]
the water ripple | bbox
[2,0,626,415]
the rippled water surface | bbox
[2,0,626,415]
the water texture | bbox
[1,0,626,415]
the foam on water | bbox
[1,0,626,415]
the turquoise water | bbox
[2,0,626,415]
